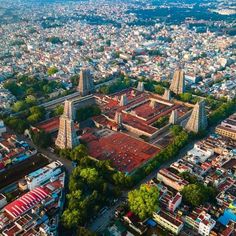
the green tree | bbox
[4,81,23,97]
[26,88,35,96]
[70,145,88,161]
[27,113,42,124]
[80,168,99,185]
[179,172,198,184]
[30,130,52,148]
[154,85,165,95]
[76,227,96,236]
[208,100,236,125]
[112,172,133,187]
[5,117,29,134]
[27,106,45,124]
[179,93,192,102]
[25,95,37,105]
[62,209,83,229]
[153,116,168,128]
[170,125,183,136]
[128,184,159,219]
[12,101,27,112]
[181,184,217,207]
[42,85,53,93]
[76,105,101,122]
[47,66,58,76]
[70,75,79,87]
[52,105,64,116]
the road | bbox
[89,141,195,232]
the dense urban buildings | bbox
[0,0,235,235]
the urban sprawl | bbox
[0,0,235,236]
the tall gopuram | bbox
[77,68,94,96]
[55,100,79,149]
[169,69,185,95]
[185,100,208,133]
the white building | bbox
[25,161,63,190]
[187,143,214,164]
[168,193,182,212]
[198,212,216,236]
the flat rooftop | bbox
[81,129,160,173]
[26,161,62,180]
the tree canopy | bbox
[181,183,217,207]
[76,105,101,122]
[30,130,52,148]
[47,66,58,76]
[98,76,132,95]
[128,184,159,220]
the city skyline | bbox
[0,0,235,235]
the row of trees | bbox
[176,93,200,104]
[5,105,46,132]
[131,125,190,185]
[4,117,29,134]
[141,79,169,95]
[30,130,52,148]
[208,98,236,126]
[61,145,126,230]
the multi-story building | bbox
[168,193,182,213]
[153,210,184,235]
[0,171,65,235]
[216,113,236,140]
[198,213,216,236]
[157,168,188,191]
[25,161,63,190]
[185,210,216,236]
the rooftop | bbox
[81,130,160,173]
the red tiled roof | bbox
[81,131,160,173]
[37,117,60,133]
[4,187,49,219]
